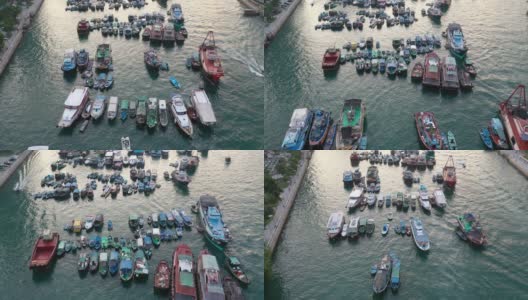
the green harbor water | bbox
[264,0,528,149]
[0,0,264,150]
[0,150,263,299]
[266,150,528,299]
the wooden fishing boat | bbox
[323,123,337,150]
[99,252,108,277]
[447,131,457,150]
[415,111,443,150]
[457,213,487,246]
[29,230,59,269]
[442,155,456,188]
[499,85,528,150]
[458,69,473,90]
[144,49,161,70]
[77,19,90,34]
[120,99,129,121]
[154,260,171,290]
[308,110,331,149]
[119,247,133,282]
[335,99,366,150]
[129,99,137,118]
[225,256,250,285]
[422,52,441,88]
[199,31,224,83]
[411,62,423,81]
[322,47,340,71]
[172,244,198,300]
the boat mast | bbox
[201,31,215,48]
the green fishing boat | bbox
[147,97,158,129]
[447,131,457,150]
[134,249,149,279]
[152,228,161,247]
[120,100,129,121]
[136,96,147,126]
[99,252,108,277]
[101,236,108,249]
[95,44,112,71]
[335,99,366,150]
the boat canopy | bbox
[289,108,311,129]
[64,87,88,107]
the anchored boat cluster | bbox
[325,150,487,294]
[65,0,148,12]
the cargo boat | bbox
[170,93,193,137]
[95,44,112,71]
[447,23,467,59]
[441,56,459,92]
[191,89,217,126]
[322,47,340,71]
[281,108,313,150]
[422,52,441,88]
[57,87,90,128]
[197,194,229,250]
[171,244,198,299]
[29,230,59,269]
[308,110,331,148]
[498,85,528,150]
[335,99,366,150]
[372,254,392,294]
[198,249,225,300]
[457,213,487,246]
[415,111,443,150]
[488,118,509,149]
[327,211,345,239]
[442,155,456,188]
[199,31,224,83]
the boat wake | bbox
[225,48,264,77]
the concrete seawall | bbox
[499,151,528,178]
[0,0,44,77]
[264,0,302,44]
[264,150,311,253]
[0,150,32,189]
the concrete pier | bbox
[264,0,302,46]
[0,150,32,189]
[499,151,528,178]
[264,150,311,253]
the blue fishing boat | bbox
[95,235,101,250]
[105,73,114,89]
[108,220,113,231]
[379,58,386,73]
[381,223,389,235]
[109,250,119,276]
[479,128,493,150]
[119,247,133,282]
[488,118,509,149]
[447,23,467,59]
[281,108,314,150]
[170,76,181,89]
[197,194,230,250]
[410,217,430,251]
[308,110,331,148]
[61,49,77,72]
[359,136,367,150]
[171,3,184,23]
[386,56,397,76]
[399,220,406,235]
[343,171,353,185]
[323,123,337,150]
[159,212,168,228]
[389,251,400,291]
[179,209,193,227]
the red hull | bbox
[422,52,441,88]
[200,31,224,83]
[172,244,197,300]
[29,233,59,269]
[499,85,528,150]
[415,112,443,150]
[322,48,340,70]
[442,156,457,188]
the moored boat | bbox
[389,252,400,292]
[442,155,457,188]
[170,93,194,137]
[134,249,149,279]
[327,211,345,239]
[154,260,170,291]
[199,31,224,83]
[119,247,133,282]
[411,62,423,81]
[480,127,494,150]
[120,99,129,121]
[499,85,528,150]
[432,188,447,208]
[422,52,441,88]
[191,89,217,126]
[308,110,331,148]
[172,244,197,299]
[107,96,118,120]
[76,49,89,70]
[109,250,119,276]
[136,96,147,126]
[144,49,161,70]
[147,97,158,129]
[77,19,90,34]
[29,230,59,269]
[197,194,229,249]
[159,99,169,127]
[225,256,250,285]
[61,49,77,72]
[335,99,366,150]
[447,23,467,59]
[488,118,509,149]
[441,56,459,92]
[322,47,340,71]
[410,217,430,251]
[198,249,225,299]
[223,276,245,300]
[457,213,487,246]
[281,108,313,150]
[418,184,431,212]
[415,111,443,150]
[58,87,90,128]
[372,253,392,294]
[346,187,364,210]
[95,44,112,71]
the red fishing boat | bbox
[199,31,225,83]
[422,52,441,88]
[499,85,528,150]
[442,155,456,188]
[411,62,423,81]
[29,230,59,269]
[154,260,171,291]
[322,47,340,71]
[350,151,360,163]
[77,19,90,34]
[171,244,197,300]
[415,111,443,150]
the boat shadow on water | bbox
[323,70,339,81]
[62,71,78,83]
[31,263,57,283]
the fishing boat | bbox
[282,108,313,150]
[447,131,457,150]
[488,118,509,149]
[366,219,375,235]
[441,56,459,92]
[105,73,113,89]
[343,170,353,185]
[158,99,169,128]
[415,111,443,150]
[447,23,467,59]
[457,213,487,246]
[119,247,133,281]
[170,93,193,137]
[199,31,224,83]
[150,24,164,42]
[170,76,181,89]
[144,49,161,70]
[367,166,379,184]
[347,217,359,239]
[225,256,250,285]
[197,194,230,249]
[427,6,442,20]
[179,209,193,227]
[142,27,151,40]
[171,3,185,23]
[411,62,423,81]
[95,72,106,90]
[372,254,392,294]
[76,49,89,70]
[129,100,137,118]
[95,44,112,71]
[61,49,77,72]
[322,47,340,71]
[198,249,225,299]
[442,155,457,188]
[107,96,118,120]
[327,211,345,239]
[432,189,447,208]
[382,223,389,235]
[308,110,331,148]
[162,26,176,44]
[386,56,397,76]
[57,87,90,128]
[172,244,197,299]
[458,69,473,90]
[191,89,217,126]
[499,85,528,149]
[77,19,90,34]
[346,187,364,210]
[29,230,59,269]
[154,260,171,291]
[134,249,149,279]
[89,251,99,272]
[389,252,400,292]
[465,57,477,76]
[136,96,147,126]
[418,185,431,212]
[147,97,158,129]
[99,252,108,277]
[81,99,93,119]
[480,128,494,149]
[422,52,441,88]
[335,99,366,150]
[78,252,89,272]
[397,57,407,75]
[120,99,129,121]
[410,217,430,251]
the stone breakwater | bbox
[264,0,302,46]
[0,0,44,77]
[0,150,32,189]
